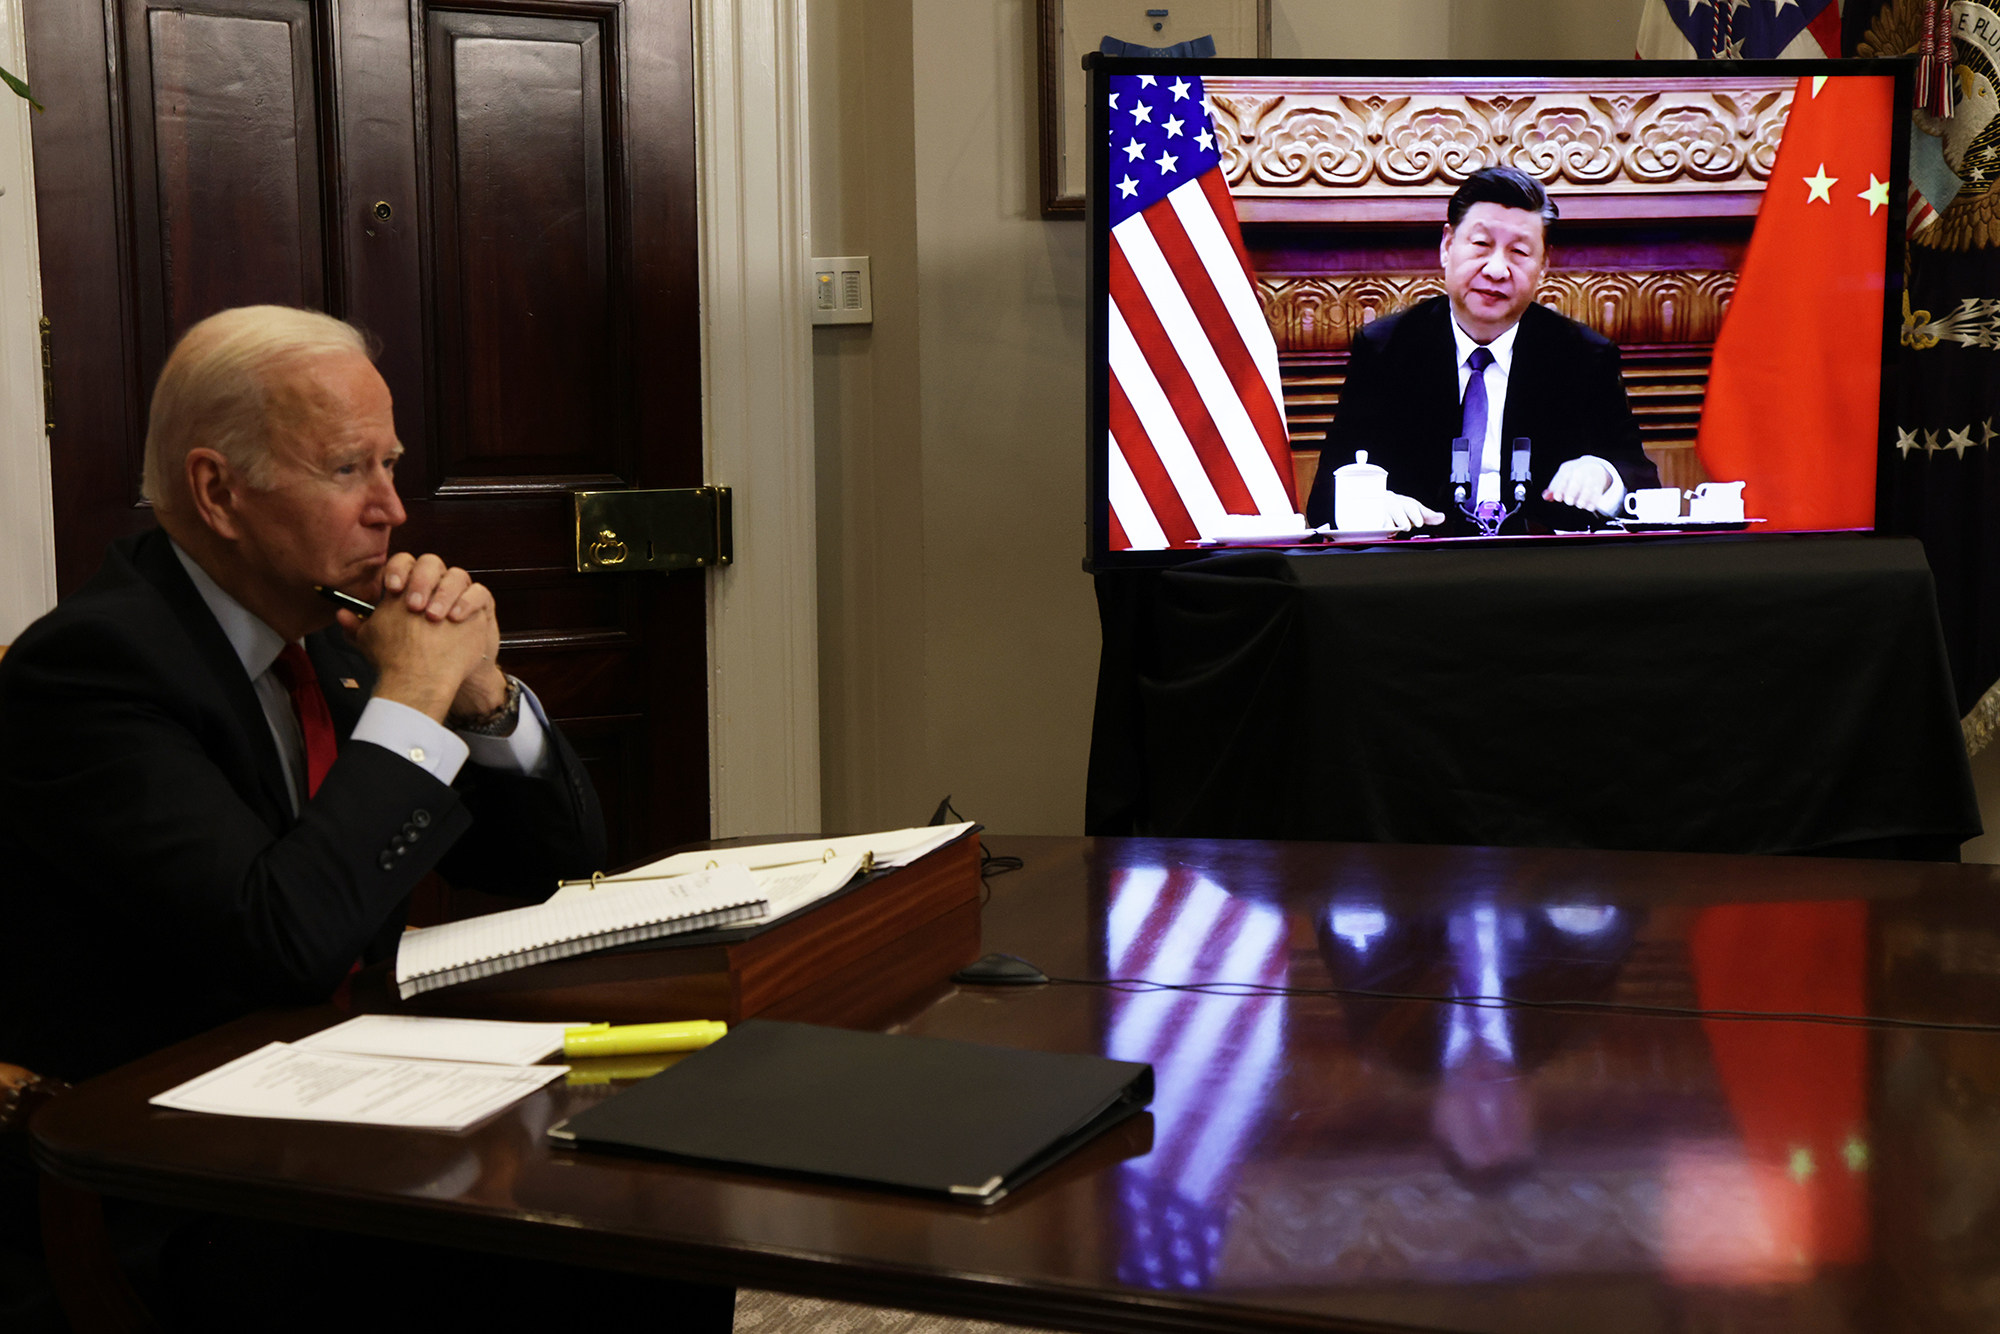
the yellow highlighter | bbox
[563,1020,728,1059]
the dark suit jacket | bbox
[1303,296,1658,534]
[0,529,607,1081]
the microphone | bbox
[1509,438,1532,504]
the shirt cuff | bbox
[1581,456,1627,516]
[459,682,552,775]
[351,697,470,785]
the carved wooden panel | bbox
[424,7,627,491]
[1207,76,1798,220]
[116,0,329,428]
[1259,270,1739,353]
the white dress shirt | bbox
[171,542,549,815]
[1449,316,1625,515]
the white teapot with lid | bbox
[1332,450,1391,532]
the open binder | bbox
[547,1019,1154,1205]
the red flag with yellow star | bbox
[1695,74,1897,531]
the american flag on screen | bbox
[1105,73,1298,551]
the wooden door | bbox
[25,0,707,863]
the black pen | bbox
[314,585,376,619]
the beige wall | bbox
[1274,0,1648,59]
[1272,0,1451,58]
[813,0,1100,837]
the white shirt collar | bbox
[1449,312,1521,375]
[169,539,291,680]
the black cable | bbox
[928,796,1024,890]
[1030,974,2000,1035]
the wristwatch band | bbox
[450,673,523,737]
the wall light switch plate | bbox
[811,256,872,326]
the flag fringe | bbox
[1963,677,2000,756]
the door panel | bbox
[119,0,330,392]
[28,0,709,863]
[424,9,624,486]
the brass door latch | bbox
[574,487,733,573]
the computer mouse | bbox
[952,953,1050,986]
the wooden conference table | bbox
[34,836,2000,1334]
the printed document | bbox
[150,1042,565,1131]
[293,1015,576,1066]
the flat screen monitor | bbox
[1084,58,1911,569]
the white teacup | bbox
[1688,480,1746,523]
[1622,487,1684,523]
[1332,450,1391,531]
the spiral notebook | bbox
[394,864,766,998]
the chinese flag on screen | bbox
[1695,76,1895,531]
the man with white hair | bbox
[0,306,738,1328]
[0,304,605,1083]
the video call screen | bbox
[1084,59,1909,568]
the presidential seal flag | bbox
[1855,0,2000,744]
[1636,0,1845,60]
[1104,72,1298,551]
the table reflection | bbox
[1103,864,1289,1290]
[1098,862,1876,1297]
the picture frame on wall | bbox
[1038,0,1271,218]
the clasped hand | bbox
[336,553,507,724]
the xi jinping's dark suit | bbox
[1303,296,1658,533]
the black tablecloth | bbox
[1086,536,1981,858]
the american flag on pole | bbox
[1105,73,1299,551]
[1635,0,1844,60]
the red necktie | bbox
[272,643,338,799]
[272,643,361,1008]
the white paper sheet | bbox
[149,1042,566,1131]
[549,824,976,926]
[293,1015,576,1066]
[601,822,974,883]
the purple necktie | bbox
[1461,345,1495,485]
[1461,346,1497,523]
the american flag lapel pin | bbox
[338,677,360,690]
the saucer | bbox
[1189,530,1322,548]
[1613,517,1757,533]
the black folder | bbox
[547,1019,1153,1204]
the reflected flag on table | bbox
[1105,73,1297,550]
[1103,863,1288,1288]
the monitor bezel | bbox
[1082,56,1914,572]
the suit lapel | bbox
[1500,304,1549,481]
[1415,299,1464,483]
[124,530,299,828]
